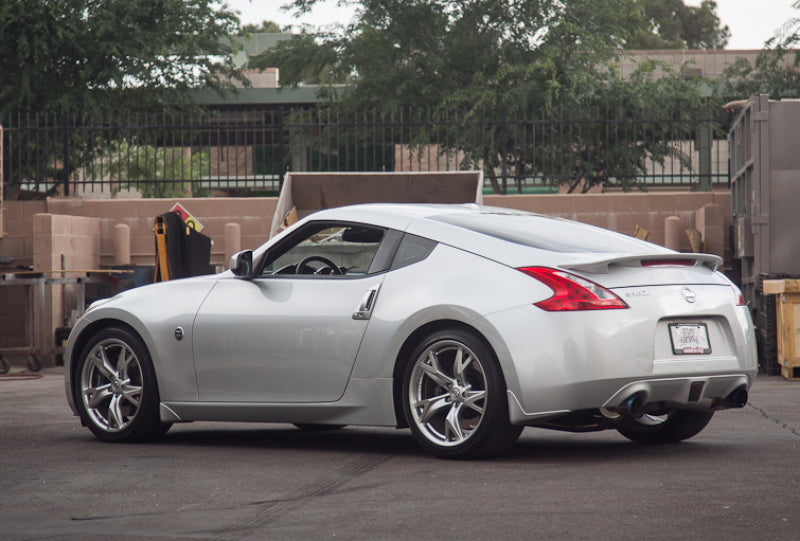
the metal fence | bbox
[0,105,730,198]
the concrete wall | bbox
[33,213,102,349]
[484,191,732,258]
[0,192,731,366]
[44,198,278,268]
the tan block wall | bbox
[0,201,47,268]
[0,191,731,366]
[1,201,47,351]
[30,214,102,359]
[209,146,254,179]
[615,49,766,80]
[484,191,732,259]
[46,198,277,268]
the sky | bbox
[222,0,798,50]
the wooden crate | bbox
[781,364,800,381]
[762,279,800,380]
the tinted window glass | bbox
[391,234,437,270]
[431,213,655,253]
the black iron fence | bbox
[1,105,730,198]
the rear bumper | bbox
[479,284,758,420]
[507,373,752,424]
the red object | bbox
[518,267,629,311]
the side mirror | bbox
[230,250,254,279]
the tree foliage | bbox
[625,0,729,50]
[0,0,246,112]
[242,20,283,33]
[257,0,640,108]
[717,1,800,100]
[256,0,712,193]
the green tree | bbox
[718,1,800,99]
[0,0,246,112]
[255,1,711,193]
[255,0,640,108]
[242,20,284,33]
[101,141,211,198]
[625,0,729,50]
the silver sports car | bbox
[64,203,757,458]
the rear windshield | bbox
[431,212,658,254]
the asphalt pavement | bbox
[1,367,799,540]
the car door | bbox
[192,222,394,403]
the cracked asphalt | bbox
[1,367,799,540]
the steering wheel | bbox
[297,255,343,275]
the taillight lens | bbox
[729,283,746,306]
[518,267,629,311]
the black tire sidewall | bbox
[618,409,714,444]
[74,326,165,442]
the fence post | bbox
[500,105,508,194]
[698,122,712,192]
[62,112,70,196]
[277,106,286,188]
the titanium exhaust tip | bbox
[624,393,644,417]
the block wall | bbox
[0,191,731,366]
[46,198,277,269]
[484,191,732,259]
[0,201,46,351]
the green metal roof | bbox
[191,86,331,106]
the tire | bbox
[402,328,522,459]
[74,326,171,442]
[27,354,42,373]
[617,409,714,444]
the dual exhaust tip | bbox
[604,385,749,419]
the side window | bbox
[261,223,386,277]
[391,234,437,270]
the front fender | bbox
[64,277,219,414]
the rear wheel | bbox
[617,409,714,444]
[402,328,522,459]
[74,326,170,442]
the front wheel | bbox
[617,409,714,444]
[74,326,170,442]
[402,328,522,459]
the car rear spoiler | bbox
[562,253,723,274]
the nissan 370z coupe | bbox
[64,203,757,458]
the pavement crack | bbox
[748,403,800,439]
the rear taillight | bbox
[729,283,746,306]
[518,267,629,311]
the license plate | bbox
[669,323,711,355]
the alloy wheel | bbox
[80,337,144,433]
[407,339,488,448]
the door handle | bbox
[352,285,380,320]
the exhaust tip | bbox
[624,393,644,417]
[725,387,748,409]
